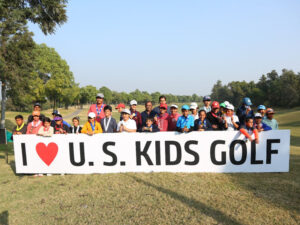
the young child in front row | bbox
[38,117,54,137]
[142,117,160,132]
[240,117,259,144]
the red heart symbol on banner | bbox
[36,142,58,166]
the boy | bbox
[154,103,170,131]
[100,105,117,133]
[257,105,266,119]
[236,97,254,126]
[263,108,278,130]
[207,101,225,130]
[190,102,199,120]
[240,118,259,144]
[129,100,142,129]
[142,117,160,132]
[224,104,239,131]
[200,95,211,113]
[254,113,271,132]
[194,110,212,131]
[176,105,194,133]
[12,115,27,135]
[82,112,103,135]
[117,109,137,133]
[168,104,181,131]
[116,103,125,121]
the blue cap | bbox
[52,110,59,115]
[243,97,252,106]
[182,105,190,110]
[257,105,266,110]
[203,95,211,101]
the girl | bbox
[38,117,54,137]
[69,117,82,134]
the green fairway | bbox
[0,108,299,225]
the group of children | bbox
[11,94,279,144]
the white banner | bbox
[13,130,290,174]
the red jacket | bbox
[156,113,170,131]
[130,110,142,129]
[168,113,181,131]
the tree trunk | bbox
[0,82,6,129]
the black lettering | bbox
[230,140,247,165]
[69,142,85,166]
[155,141,161,165]
[210,140,226,165]
[251,140,263,164]
[103,142,117,166]
[136,141,153,166]
[21,143,27,166]
[165,141,182,165]
[184,140,199,165]
[266,139,280,164]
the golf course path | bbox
[64,108,84,119]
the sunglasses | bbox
[33,115,39,117]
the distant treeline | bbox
[211,69,300,108]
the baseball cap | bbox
[243,97,252,106]
[211,101,220,109]
[121,109,131,115]
[130,100,137,106]
[257,105,266,110]
[181,105,190,110]
[88,112,96,118]
[227,104,234,111]
[160,103,168,109]
[203,96,211,101]
[170,104,178,109]
[115,103,125,109]
[52,110,59,115]
[54,116,62,121]
[190,102,198,110]
[266,108,275,114]
[220,103,226,108]
[96,93,104,98]
[254,113,262,118]
[34,102,41,107]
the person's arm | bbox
[152,125,160,132]
[37,127,43,136]
[240,128,252,140]
[26,124,31,134]
[253,129,259,143]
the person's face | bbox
[258,109,265,115]
[182,109,189,117]
[255,118,262,124]
[146,119,153,127]
[73,119,79,126]
[212,107,219,113]
[33,115,40,121]
[34,106,41,111]
[52,114,56,119]
[171,107,178,114]
[145,102,152,111]
[88,117,95,123]
[122,113,129,121]
[226,109,233,116]
[159,98,166,104]
[267,113,274,119]
[246,119,254,128]
[191,109,197,114]
[160,107,167,114]
[204,100,211,107]
[96,97,103,104]
[131,104,137,111]
[118,107,124,113]
[104,109,111,117]
[44,121,50,127]
[15,118,23,126]
[55,120,62,125]
[199,111,206,120]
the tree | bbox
[99,86,112,104]
[0,0,68,128]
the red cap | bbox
[115,103,125,109]
[266,108,275,114]
[160,103,168,109]
[211,101,220,109]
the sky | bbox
[28,0,300,95]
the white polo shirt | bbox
[117,119,137,132]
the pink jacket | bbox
[88,103,106,123]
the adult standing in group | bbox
[27,103,45,123]
[263,108,278,130]
[153,95,171,115]
[88,93,106,123]
[236,97,254,126]
[129,100,142,130]
[26,111,43,134]
[168,104,181,131]
[141,101,158,127]
[200,96,211,113]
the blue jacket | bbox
[236,105,254,125]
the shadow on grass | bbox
[126,174,243,225]
[9,160,24,178]
[291,135,300,147]
[0,210,8,225]
[228,153,300,213]
[280,121,300,127]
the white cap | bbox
[130,100,137,105]
[224,101,230,108]
[190,102,198,110]
[121,109,131,114]
[255,113,262,118]
[96,93,104,98]
[170,104,178,109]
[88,112,96,118]
[226,104,234,111]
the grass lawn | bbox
[0,107,299,224]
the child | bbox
[117,109,137,133]
[168,105,181,131]
[254,113,271,132]
[38,117,54,137]
[100,105,117,133]
[194,110,212,131]
[176,105,194,133]
[69,117,82,134]
[142,118,160,132]
[82,112,103,135]
[154,103,170,132]
[206,101,225,130]
[53,115,69,134]
[12,115,27,135]
[257,105,266,119]
[129,100,142,129]
[224,104,239,131]
[190,102,199,120]
[240,118,259,144]
[200,96,211,113]
[26,111,42,134]
[263,108,278,130]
